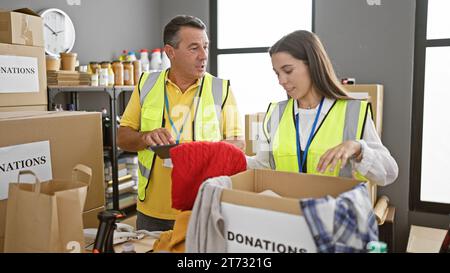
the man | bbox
[117,15,244,231]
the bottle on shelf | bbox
[100,61,114,86]
[139,49,150,73]
[161,49,170,70]
[89,61,100,75]
[91,70,99,86]
[127,51,137,61]
[119,50,128,62]
[112,60,124,85]
[123,61,134,86]
[150,48,162,72]
[133,60,141,86]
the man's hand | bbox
[316,140,362,173]
[141,128,176,146]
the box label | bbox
[0,141,52,200]
[0,55,39,93]
[221,202,317,253]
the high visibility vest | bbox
[137,70,229,201]
[263,98,371,179]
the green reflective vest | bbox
[137,70,229,201]
[263,98,371,179]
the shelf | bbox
[106,192,137,213]
[47,85,136,213]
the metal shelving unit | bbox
[48,85,135,212]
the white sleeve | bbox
[246,134,271,170]
[351,116,399,186]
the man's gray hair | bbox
[164,15,206,48]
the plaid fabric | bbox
[299,183,378,253]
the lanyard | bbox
[164,81,201,144]
[295,97,325,172]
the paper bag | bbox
[4,164,91,253]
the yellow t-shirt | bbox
[120,74,243,220]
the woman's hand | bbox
[316,140,362,173]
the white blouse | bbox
[246,98,399,186]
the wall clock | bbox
[39,8,76,57]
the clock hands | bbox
[44,23,58,35]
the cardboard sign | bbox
[0,55,39,93]
[222,202,317,253]
[0,141,52,200]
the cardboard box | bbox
[343,84,384,136]
[221,169,374,253]
[244,112,266,156]
[0,199,5,252]
[407,225,447,253]
[0,43,47,107]
[0,8,44,47]
[0,104,47,112]
[82,206,104,229]
[0,111,105,251]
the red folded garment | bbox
[170,141,247,211]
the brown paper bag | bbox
[4,164,91,253]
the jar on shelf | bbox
[123,61,134,86]
[91,70,99,86]
[99,62,109,87]
[101,62,115,86]
[112,60,124,86]
[89,61,100,75]
[133,60,141,86]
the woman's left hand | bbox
[316,140,362,173]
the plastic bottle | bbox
[127,51,137,61]
[139,49,150,72]
[121,242,136,253]
[161,49,171,70]
[119,50,128,62]
[150,48,162,72]
[133,60,141,86]
[366,241,387,253]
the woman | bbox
[247,30,398,186]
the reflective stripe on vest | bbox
[264,98,370,179]
[136,70,228,201]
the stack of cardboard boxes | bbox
[0,8,47,112]
[0,111,106,252]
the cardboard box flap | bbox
[224,169,371,216]
[0,111,54,120]
[247,169,364,198]
[0,111,99,121]
[12,8,40,17]
[222,189,301,215]
[0,10,44,47]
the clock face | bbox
[40,9,75,57]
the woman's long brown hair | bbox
[269,30,350,100]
